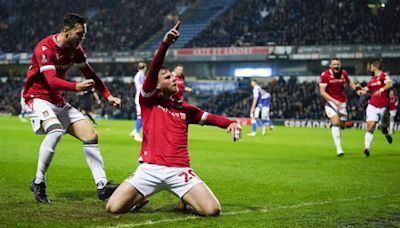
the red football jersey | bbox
[23,34,111,105]
[389,92,398,111]
[173,74,185,101]
[367,72,391,108]
[139,42,234,167]
[319,69,350,102]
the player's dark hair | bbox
[330,57,340,63]
[160,65,169,71]
[371,60,383,70]
[63,13,86,29]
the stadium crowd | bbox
[187,0,400,47]
[2,76,398,122]
[0,0,180,52]
[1,0,399,53]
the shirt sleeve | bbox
[140,42,170,105]
[319,72,328,85]
[343,70,350,83]
[185,102,234,128]
[76,47,112,98]
[382,73,391,84]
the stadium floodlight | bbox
[234,68,272,77]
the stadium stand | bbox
[2,76,398,122]
[0,0,176,52]
[186,0,400,47]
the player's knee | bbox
[200,204,221,216]
[84,129,98,142]
[106,201,122,214]
[203,206,221,217]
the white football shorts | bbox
[261,106,270,120]
[325,101,347,121]
[135,93,141,118]
[26,98,86,134]
[390,109,397,118]
[125,163,203,199]
[366,104,387,123]
[251,106,261,119]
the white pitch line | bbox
[111,193,400,227]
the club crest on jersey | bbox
[42,111,49,117]
[41,54,48,63]
[180,113,186,120]
[70,53,75,59]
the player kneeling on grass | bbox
[106,22,242,216]
[23,13,121,203]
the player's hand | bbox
[163,21,180,45]
[107,95,121,109]
[185,87,192,92]
[227,122,242,142]
[76,79,94,91]
[357,89,366,96]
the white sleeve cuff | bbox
[198,112,209,125]
[39,65,56,73]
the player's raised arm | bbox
[142,21,180,95]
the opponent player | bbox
[319,58,359,156]
[106,22,242,215]
[19,89,28,122]
[248,79,263,136]
[260,88,274,134]
[129,62,147,142]
[357,60,393,156]
[23,13,121,203]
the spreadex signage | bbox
[283,120,400,131]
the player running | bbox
[319,58,360,156]
[23,13,121,203]
[357,60,393,156]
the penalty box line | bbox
[110,193,400,227]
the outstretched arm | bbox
[186,103,242,141]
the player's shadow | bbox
[56,190,95,201]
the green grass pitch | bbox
[0,116,399,227]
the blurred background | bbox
[0,0,399,123]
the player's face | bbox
[174,66,183,76]
[369,64,376,73]
[66,23,86,49]
[157,69,177,94]
[329,60,341,73]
